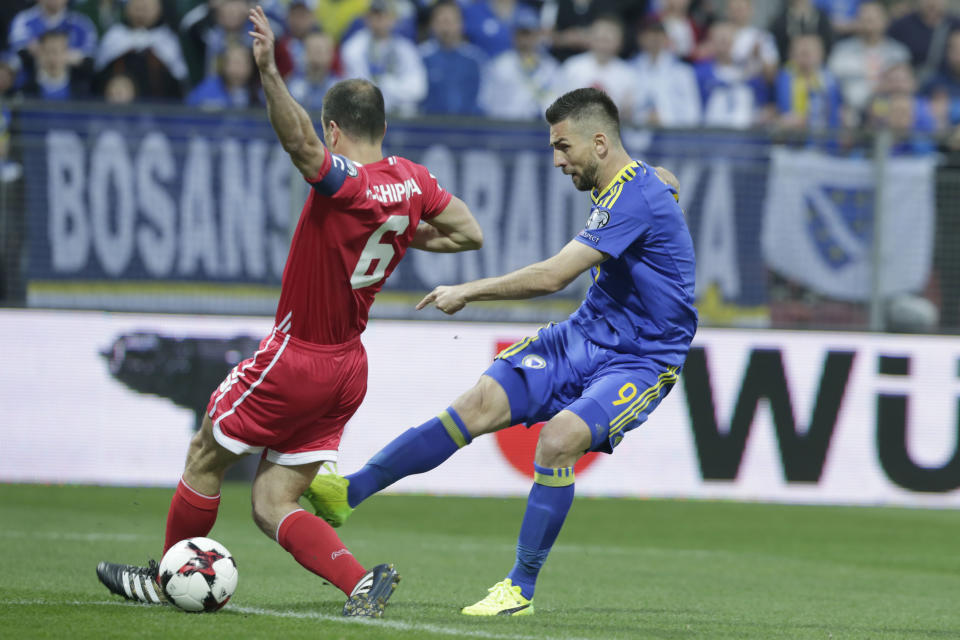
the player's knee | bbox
[536,422,585,468]
[454,376,512,438]
[184,429,217,476]
[251,507,274,538]
[183,432,208,475]
[250,493,279,538]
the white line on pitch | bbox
[3,600,593,640]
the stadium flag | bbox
[761,147,935,302]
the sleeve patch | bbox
[578,229,601,244]
[580,193,649,259]
[311,152,359,196]
[585,207,610,230]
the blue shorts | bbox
[484,322,680,454]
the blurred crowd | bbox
[1,0,960,145]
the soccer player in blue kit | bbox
[304,87,698,615]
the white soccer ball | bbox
[158,537,238,612]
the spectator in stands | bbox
[462,0,523,58]
[95,0,188,100]
[419,1,486,115]
[542,0,646,62]
[21,28,92,100]
[0,52,22,97]
[337,0,418,44]
[0,1,32,52]
[313,0,372,43]
[866,62,938,144]
[73,0,124,36]
[552,14,634,116]
[888,0,960,87]
[769,0,834,62]
[827,1,909,119]
[180,0,255,86]
[103,70,137,103]
[775,33,841,131]
[8,0,98,65]
[541,0,590,62]
[877,91,937,155]
[726,0,779,82]
[287,30,339,110]
[923,30,960,128]
[813,0,861,37]
[340,0,426,116]
[657,0,700,60]
[186,41,259,108]
[695,21,772,128]
[73,0,178,36]
[630,19,701,128]
[479,8,558,120]
[275,0,317,78]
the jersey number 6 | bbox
[350,216,410,289]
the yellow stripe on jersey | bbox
[605,182,627,209]
[599,183,622,208]
[496,335,537,359]
[592,160,641,204]
[611,366,678,426]
[608,367,679,436]
[495,323,554,360]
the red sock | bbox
[277,509,367,595]
[163,478,220,554]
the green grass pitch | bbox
[1,483,958,639]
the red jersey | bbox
[275,151,452,344]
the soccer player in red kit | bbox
[95,5,483,618]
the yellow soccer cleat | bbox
[461,579,534,616]
[302,469,354,528]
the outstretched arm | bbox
[249,5,325,178]
[417,239,605,314]
[410,196,483,253]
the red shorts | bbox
[207,329,367,466]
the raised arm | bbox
[249,5,325,178]
[410,196,483,253]
[417,239,605,314]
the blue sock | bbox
[345,408,471,507]
[506,463,575,600]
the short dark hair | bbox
[321,78,386,143]
[545,88,621,138]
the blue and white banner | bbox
[761,147,936,302]
[21,105,924,321]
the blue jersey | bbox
[8,6,98,58]
[569,160,697,366]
